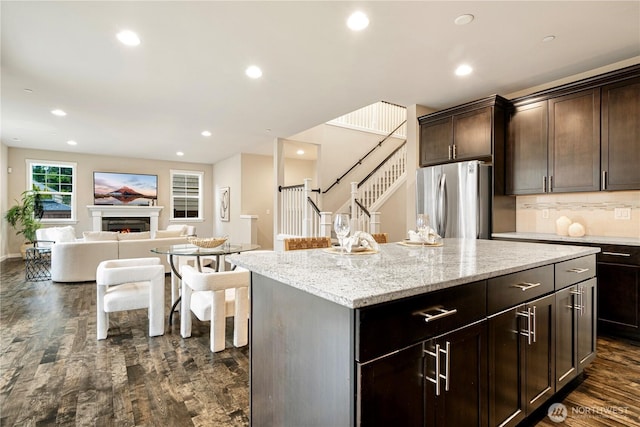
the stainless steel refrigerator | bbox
[416,160,492,239]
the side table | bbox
[25,247,52,281]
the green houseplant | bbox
[5,187,44,244]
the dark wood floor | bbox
[1,257,639,426]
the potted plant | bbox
[4,187,44,257]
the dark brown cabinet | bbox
[601,77,640,191]
[554,256,599,362]
[487,265,557,427]
[419,95,508,167]
[506,101,548,194]
[507,89,600,194]
[358,343,424,426]
[507,64,640,194]
[420,116,454,166]
[488,293,555,427]
[424,321,488,427]
[548,89,601,193]
[597,245,640,339]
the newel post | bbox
[369,212,381,234]
[320,212,333,238]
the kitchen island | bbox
[230,238,600,427]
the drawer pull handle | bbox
[602,251,631,257]
[510,282,541,291]
[415,307,458,323]
[568,267,589,274]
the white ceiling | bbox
[2,1,639,165]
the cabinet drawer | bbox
[488,265,554,314]
[356,280,486,363]
[597,245,640,266]
[555,255,596,290]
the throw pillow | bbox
[52,226,77,242]
[117,231,151,241]
[155,229,183,238]
[83,231,119,241]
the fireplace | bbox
[102,217,151,233]
[87,205,163,235]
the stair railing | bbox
[356,141,407,209]
[323,120,407,195]
[279,178,331,237]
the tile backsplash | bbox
[516,191,640,238]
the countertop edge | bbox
[492,232,640,247]
[230,243,599,309]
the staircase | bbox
[341,142,407,233]
[276,101,408,244]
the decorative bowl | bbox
[187,236,227,248]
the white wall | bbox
[4,147,214,257]
[212,154,242,241]
[211,153,275,250]
[241,153,274,250]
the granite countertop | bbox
[492,232,640,247]
[229,238,598,309]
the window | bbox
[170,170,203,220]
[27,159,77,222]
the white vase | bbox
[555,216,572,236]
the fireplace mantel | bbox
[87,205,163,234]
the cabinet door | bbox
[548,89,601,193]
[357,343,424,427]
[577,278,597,370]
[598,263,640,339]
[555,286,578,390]
[601,77,640,190]
[453,107,492,161]
[425,321,488,427]
[506,101,548,194]
[420,117,453,166]
[524,293,555,414]
[488,307,525,427]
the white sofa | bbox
[37,226,192,283]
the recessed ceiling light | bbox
[246,65,263,79]
[455,64,473,76]
[454,14,475,25]
[542,35,556,43]
[201,130,212,137]
[296,149,305,155]
[51,109,67,116]
[23,88,33,94]
[12,137,20,142]
[347,11,369,31]
[67,140,77,146]
[176,151,184,156]
[117,30,141,46]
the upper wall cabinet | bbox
[507,64,640,195]
[548,89,601,193]
[418,95,509,167]
[601,77,640,191]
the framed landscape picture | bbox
[219,187,230,221]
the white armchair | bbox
[96,257,166,340]
[180,265,250,352]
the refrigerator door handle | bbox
[440,174,448,236]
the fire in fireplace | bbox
[102,217,151,233]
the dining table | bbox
[151,242,260,325]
